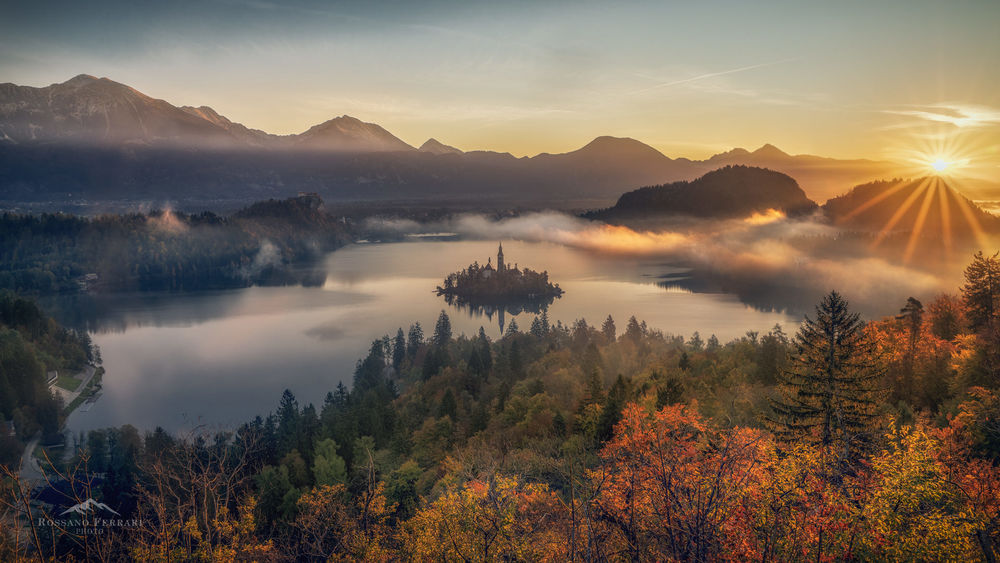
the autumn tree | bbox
[927,293,965,341]
[937,394,1000,561]
[128,429,272,562]
[291,482,394,561]
[861,427,979,560]
[592,403,769,561]
[402,475,567,561]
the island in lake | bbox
[437,243,563,331]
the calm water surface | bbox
[54,240,800,433]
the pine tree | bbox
[477,327,492,376]
[962,251,1000,334]
[432,310,452,346]
[392,328,406,372]
[529,316,546,339]
[597,375,629,442]
[688,331,704,351]
[706,334,720,352]
[276,389,300,456]
[769,291,884,472]
[584,370,604,405]
[895,297,924,402]
[624,316,643,342]
[406,322,424,359]
[504,318,520,338]
[601,315,617,343]
[898,297,924,344]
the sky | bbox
[1,0,999,168]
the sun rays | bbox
[840,174,991,264]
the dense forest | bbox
[0,195,349,295]
[0,291,94,466]
[1,251,998,560]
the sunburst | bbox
[856,128,998,263]
[886,127,994,181]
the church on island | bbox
[436,242,563,301]
[480,242,507,279]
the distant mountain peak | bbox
[64,74,100,85]
[712,147,751,159]
[583,135,644,148]
[751,143,790,158]
[419,138,463,155]
[573,136,668,159]
[296,115,414,152]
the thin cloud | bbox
[884,104,1000,129]
[631,58,800,95]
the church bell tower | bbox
[497,242,505,272]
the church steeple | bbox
[497,242,505,272]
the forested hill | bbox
[586,165,818,222]
[823,177,1000,236]
[0,291,93,465]
[0,194,350,295]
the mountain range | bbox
[0,74,962,209]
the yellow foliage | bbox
[402,474,567,561]
[862,427,978,560]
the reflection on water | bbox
[440,295,558,334]
[50,240,803,434]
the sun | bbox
[931,159,949,172]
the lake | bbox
[52,239,801,434]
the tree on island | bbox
[436,243,563,303]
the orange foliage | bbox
[591,402,772,561]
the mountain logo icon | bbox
[60,498,120,516]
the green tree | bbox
[477,327,492,376]
[392,328,406,372]
[312,438,347,486]
[688,331,704,351]
[962,251,1000,334]
[624,316,643,342]
[438,389,458,420]
[601,315,617,343]
[276,389,300,455]
[432,311,452,347]
[529,316,546,339]
[407,323,424,359]
[769,291,884,472]
[504,318,520,338]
